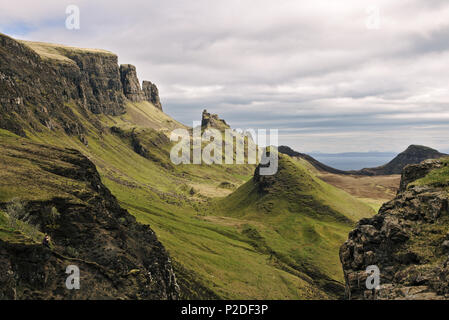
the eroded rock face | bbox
[0,33,163,138]
[340,159,449,300]
[142,81,162,111]
[0,33,126,136]
[119,64,145,102]
[201,109,230,130]
[0,139,180,300]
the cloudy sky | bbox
[1,0,449,153]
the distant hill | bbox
[279,145,447,176]
[353,145,447,175]
[278,146,348,175]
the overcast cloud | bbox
[1,0,449,152]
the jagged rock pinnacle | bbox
[201,109,229,130]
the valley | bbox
[1,32,447,300]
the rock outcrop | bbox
[201,109,230,130]
[0,137,179,299]
[0,33,126,137]
[119,64,145,102]
[340,158,449,300]
[0,33,164,138]
[142,81,163,111]
[119,65,163,109]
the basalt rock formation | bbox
[0,32,179,300]
[201,109,230,130]
[119,65,163,109]
[142,81,163,111]
[0,33,163,139]
[340,158,449,300]
[0,34,126,136]
[0,136,179,299]
[120,64,145,102]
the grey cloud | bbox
[2,0,449,152]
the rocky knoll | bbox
[201,109,230,130]
[0,136,179,299]
[340,158,449,299]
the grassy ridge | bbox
[212,155,374,288]
[1,96,374,299]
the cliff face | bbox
[0,135,179,299]
[340,158,449,299]
[0,33,179,300]
[120,64,145,102]
[0,34,128,137]
[142,80,162,110]
[0,33,163,137]
[119,65,163,110]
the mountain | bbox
[279,145,447,176]
[340,157,449,299]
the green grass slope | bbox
[0,98,374,299]
[1,38,374,299]
[212,154,375,293]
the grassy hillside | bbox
[211,154,374,292]
[0,38,376,299]
[0,98,376,299]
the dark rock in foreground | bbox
[340,158,449,299]
[0,138,179,300]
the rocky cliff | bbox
[0,134,179,299]
[120,65,163,110]
[120,64,145,102]
[0,33,163,138]
[0,33,178,300]
[201,109,229,130]
[340,158,449,299]
[142,81,163,111]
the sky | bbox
[1,0,449,153]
